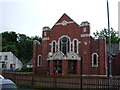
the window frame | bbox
[37,55,42,67]
[4,55,8,61]
[58,36,71,55]
[92,53,99,67]
[0,56,2,61]
[73,39,79,54]
[51,40,56,53]
[83,27,87,32]
[44,32,47,36]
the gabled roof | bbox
[51,13,79,29]
[55,13,74,23]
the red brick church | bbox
[32,13,108,75]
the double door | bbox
[69,60,77,74]
[53,60,62,74]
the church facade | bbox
[33,14,107,75]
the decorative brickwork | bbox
[33,13,108,75]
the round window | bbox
[61,37,68,43]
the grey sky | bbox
[0,0,119,37]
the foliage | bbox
[20,67,33,72]
[2,44,18,56]
[31,36,42,42]
[1,31,42,66]
[17,83,50,89]
[17,83,85,90]
[93,28,120,43]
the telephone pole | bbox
[107,0,112,89]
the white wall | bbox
[0,52,23,70]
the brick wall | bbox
[33,14,107,75]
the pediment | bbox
[47,51,81,60]
[53,51,64,60]
[52,13,79,28]
[66,52,81,60]
[56,13,74,24]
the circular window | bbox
[62,20,67,26]
[61,37,68,43]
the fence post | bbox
[13,72,16,83]
[54,76,57,88]
[31,74,34,86]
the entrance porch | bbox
[49,60,81,75]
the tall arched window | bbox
[59,36,70,55]
[52,41,56,53]
[92,53,98,67]
[73,39,78,54]
[37,55,42,67]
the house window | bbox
[0,56,2,61]
[38,55,42,67]
[73,39,78,54]
[52,41,56,53]
[92,53,98,67]
[59,36,70,55]
[2,62,5,68]
[4,55,8,60]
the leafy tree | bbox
[31,36,42,42]
[2,45,18,56]
[93,28,120,43]
[17,34,31,42]
[2,31,18,56]
[2,38,8,46]
[16,40,33,64]
[1,31,42,66]
[2,31,17,44]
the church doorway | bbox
[69,60,77,74]
[53,60,62,74]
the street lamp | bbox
[106,0,112,89]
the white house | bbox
[0,52,23,70]
[26,60,33,68]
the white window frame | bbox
[73,39,79,54]
[0,56,2,61]
[37,55,42,67]
[4,55,8,61]
[83,27,86,32]
[58,35,71,54]
[51,40,57,53]
[92,53,99,67]
[44,32,47,36]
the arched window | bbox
[37,55,42,67]
[52,41,56,53]
[92,53,98,67]
[59,36,70,55]
[73,39,78,54]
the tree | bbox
[2,31,17,44]
[17,34,31,42]
[16,39,33,64]
[31,36,42,42]
[93,28,120,43]
[2,45,18,56]
[2,31,18,56]
[1,31,42,66]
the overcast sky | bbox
[0,0,119,37]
